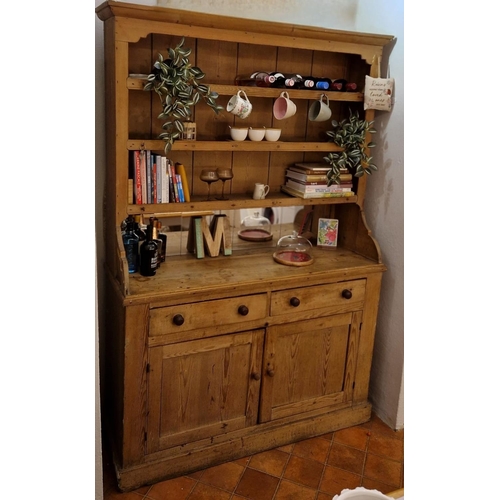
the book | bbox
[170,162,180,202]
[133,151,142,204]
[166,160,176,202]
[161,156,169,203]
[140,150,147,204]
[291,162,333,174]
[175,163,191,202]
[285,179,353,193]
[281,185,355,199]
[146,150,152,204]
[285,169,352,183]
[152,156,158,203]
[155,154,162,203]
[176,174,185,202]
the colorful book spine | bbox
[285,169,352,183]
[161,156,168,203]
[146,150,152,204]
[175,163,191,202]
[166,160,176,203]
[282,185,355,199]
[152,157,158,203]
[134,150,142,204]
[155,154,162,203]
[140,150,147,204]
[176,174,185,202]
[285,179,353,193]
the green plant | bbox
[323,110,377,186]
[144,38,224,154]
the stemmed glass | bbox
[215,167,234,200]
[199,169,219,201]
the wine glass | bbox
[215,167,234,200]
[199,169,219,201]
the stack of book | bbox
[130,150,191,204]
[281,163,354,199]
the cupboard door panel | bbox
[260,312,361,423]
[148,330,263,453]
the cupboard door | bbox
[259,311,362,423]
[147,330,264,453]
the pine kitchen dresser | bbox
[96,1,393,491]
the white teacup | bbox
[227,90,252,119]
[273,91,297,120]
[253,183,270,200]
[308,94,332,122]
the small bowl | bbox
[265,128,281,141]
[230,127,248,141]
[248,127,266,141]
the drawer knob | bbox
[172,314,185,326]
[251,372,261,381]
[342,289,353,299]
[238,305,249,316]
[266,368,275,377]
[289,297,301,307]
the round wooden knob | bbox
[251,372,261,381]
[341,289,352,299]
[172,314,185,326]
[290,297,300,307]
[238,305,249,316]
[266,368,275,377]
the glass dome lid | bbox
[273,231,314,266]
[238,211,273,242]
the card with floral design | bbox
[317,218,339,247]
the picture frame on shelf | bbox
[317,218,338,247]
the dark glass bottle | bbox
[140,224,158,276]
[122,219,139,274]
[300,76,317,89]
[156,220,167,263]
[133,215,146,241]
[269,72,287,88]
[235,72,276,87]
[284,74,303,88]
[150,218,163,268]
[345,82,358,92]
[314,77,332,90]
[331,78,347,91]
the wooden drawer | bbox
[149,294,268,337]
[270,280,366,316]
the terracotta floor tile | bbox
[146,476,197,500]
[333,425,370,451]
[233,456,250,468]
[292,436,331,463]
[278,443,294,453]
[234,467,279,500]
[104,490,144,500]
[327,442,365,475]
[198,461,245,492]
[248,448,289,477]
[368,433,404,461]
[186,482,232,499]
[363,453,402,488]
[319,432,334,441]
[362,476,401,494]
[370,415,403,440]
[319,465,362,496]
[317,493,333,500]
[274,479,317,500]
[283,454,324,490]
[187,470,204,480]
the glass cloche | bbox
[238,211,273,241]
[273,230,314,266]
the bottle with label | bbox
[345,82,358,92]
[300,76,317,89]
[314,77,332,90]
[269,72,289,88]
[156,220,168,263]
[140,224,158,276]
[122,218,139,274]
[150,217,163,268]
[234,72,276,87]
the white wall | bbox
[94,4,404,494]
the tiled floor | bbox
[102,412,403,500]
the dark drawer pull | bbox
[238,305,249,316]
[289,297,300,307]
[251,372,261,381]
[172,314,185,326]
[341,289,352,299]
